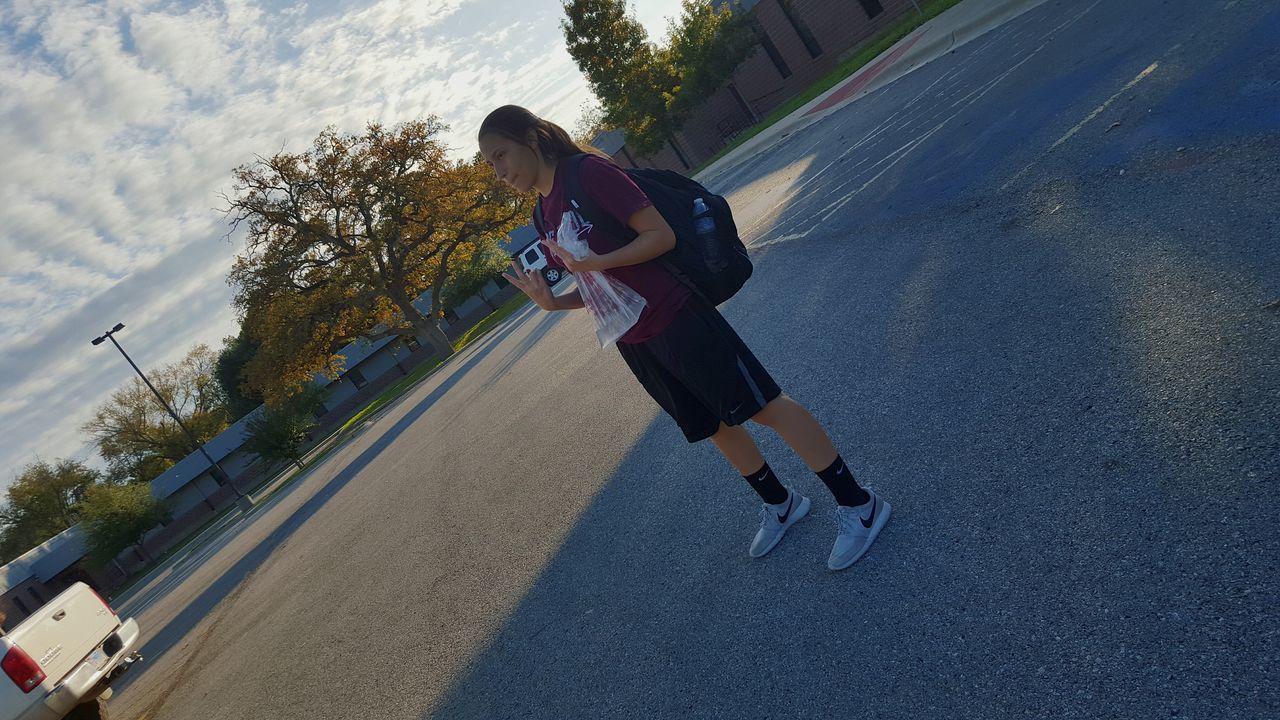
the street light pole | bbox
[91,323,250,506]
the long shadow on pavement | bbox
[114,304,569,686]
[423,180,1278,718]
[421,6,1280,716]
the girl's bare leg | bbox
[709,422,765,474]
[749,394,839,471]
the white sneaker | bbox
[749,488,810,558]
[828,491,891,570]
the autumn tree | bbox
[0,459,99,563]
[226,119,530,405]
[79,483,171,567]
[82,344,230,484]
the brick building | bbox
[605,0,922,170]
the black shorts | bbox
[617,296,782,443]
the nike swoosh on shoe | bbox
[777,494,794,524]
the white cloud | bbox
[129,7,237,97]
[0,0,687,485]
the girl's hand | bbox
[545,237,607,273]
[501,261,555,310]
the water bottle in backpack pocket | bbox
[692,197,729,272]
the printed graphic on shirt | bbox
[553,208,595,263]
[543,208,592,245]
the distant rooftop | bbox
[0,525,86,594]
[590,128,626,156]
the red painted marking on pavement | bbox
[806,32,927,116]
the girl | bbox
[479,105,890,570]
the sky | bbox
[0,0,686,486]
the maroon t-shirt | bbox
[537,155,690,344]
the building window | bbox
[758,31,791,79]
[345,367,368,389]
[856,0,884,19]
[404,336,421,351]
[779,0,823,58]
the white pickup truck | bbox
[0,583,141,720]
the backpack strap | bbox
[532,196,546,238]
[560,154,636,243]
[562,154,711,303]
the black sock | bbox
[743,462,789,505]
[817,455,870,507]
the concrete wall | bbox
[168,472,222,516]
[355,348,403,386]
[452,279,505,319]
[0,577,54,628]
[322,375,360,413]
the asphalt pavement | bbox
[107,1,1279,718]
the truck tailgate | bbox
[8,585,118,685]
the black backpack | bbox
[533,153,752,305]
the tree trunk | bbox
[415,319,454,360]
[389,285,454,361]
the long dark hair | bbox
[478,105,600,162]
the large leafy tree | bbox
[226,119,529,406]
[665,0,760,119]
[241,387,326,470]
[573,99,612,146]
[215,331,265,421]
[562,0,684,160]
[82,344,230,484]
[0,459,99,563]
[79,483,171,566]
[441,240,510,314]
[563,0,756,160]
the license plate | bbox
[88,647,110,671]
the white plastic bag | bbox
[557,213,647,347]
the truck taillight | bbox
[2,646,47,693]
[87,586,114,613]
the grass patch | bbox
[451,292,531,352]
[693,0,966,175]
[337,292,531,433]
[337,358,443,433]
